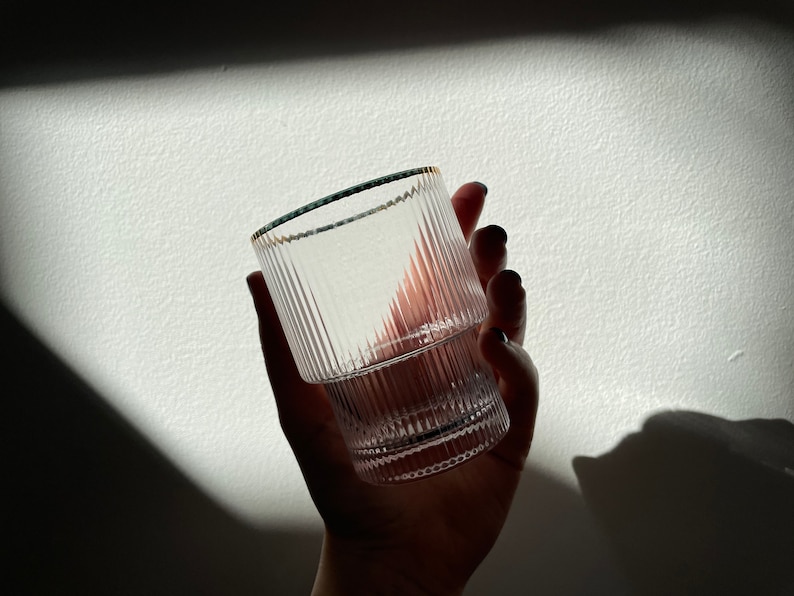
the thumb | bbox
[479,327,539,471]
[247,271,361,497]
[246,271,337,450]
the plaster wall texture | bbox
[1,19,792,542]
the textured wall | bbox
[2,17,793,593]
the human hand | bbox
[247,182,539,595]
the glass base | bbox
[325,327,510,484]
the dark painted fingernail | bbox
[503,269,522,285]
[473,181,488,196]
[490,224,507,245]
[490,327,509,343]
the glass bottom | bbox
[325,327,510,484]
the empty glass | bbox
[251,167,509,483]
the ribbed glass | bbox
[252,167,509,483]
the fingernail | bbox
[490,224,507,245]
[490,327,509,343]
[473,181,488,196]
[504,269,522,285]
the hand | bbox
[247,182,539,595]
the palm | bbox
[292,380,522,584]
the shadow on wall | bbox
[1,0,792,85]
[574,410,794,596]
[1,303,320,595]
[3,302,628,595]
[467,464,630,595]
[6,302,793,595]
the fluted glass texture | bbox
[251,167,509,483]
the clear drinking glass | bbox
[251,167,509,484]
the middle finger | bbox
[470,224,508,290]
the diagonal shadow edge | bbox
[1,300,322,595]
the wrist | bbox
[311,533,465,596]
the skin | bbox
[247,182,539,595]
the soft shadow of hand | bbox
[574,411,794,596]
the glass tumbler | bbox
[251,167,509,484]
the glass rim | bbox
[250,166,439,242]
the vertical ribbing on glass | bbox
[325,327,509,484]
[252,168,509,483]
[252,168,488,383]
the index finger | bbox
[451,182,488,242]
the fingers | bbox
[482,269,526,346]
[479,327,539,471]
[470,225,508,290]
[460,183,524,344]
[451,182,487,242]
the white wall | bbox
[2,17,792,593]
